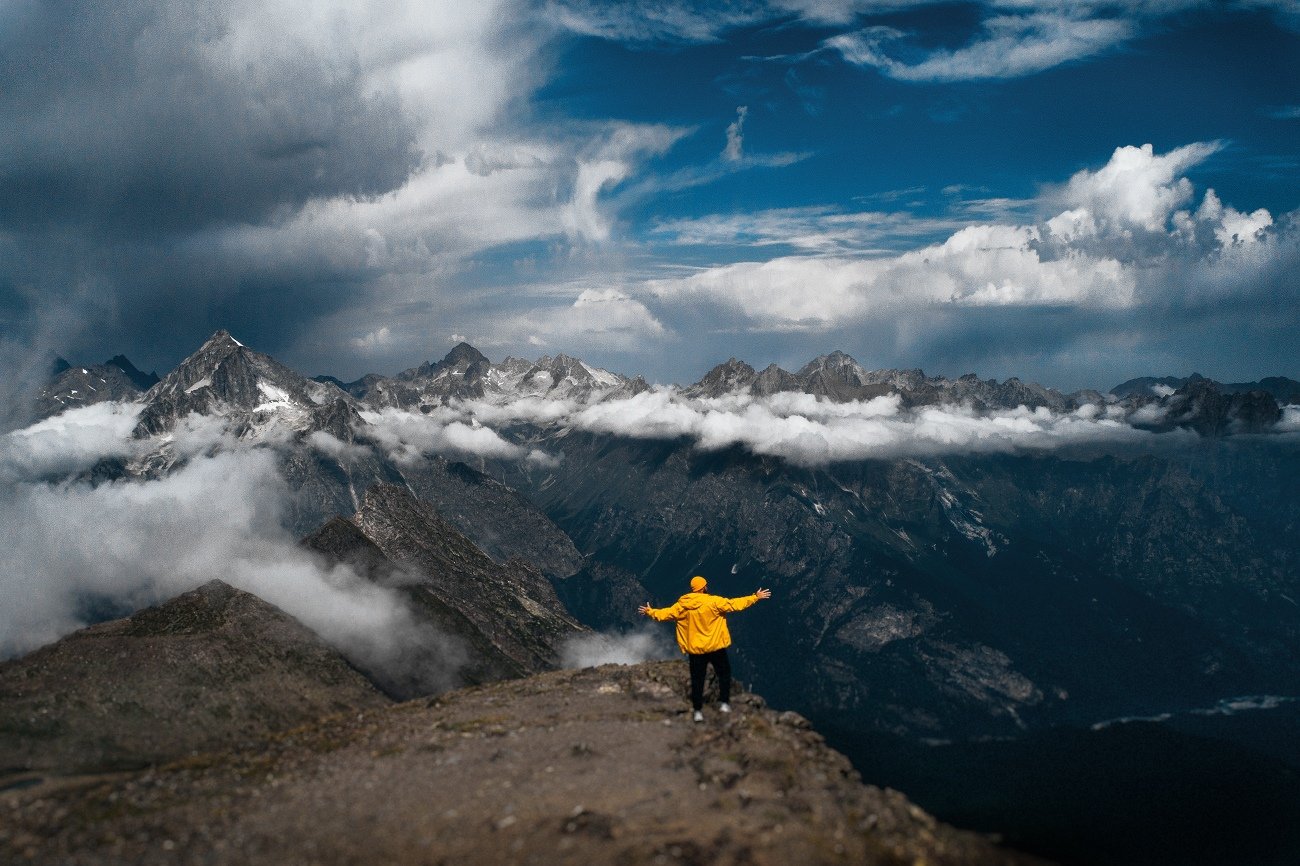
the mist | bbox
[560,626,676,669]
[0,422,467,693]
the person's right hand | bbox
[756,588,772,600]
[638,602,652,616]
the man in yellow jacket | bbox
[639,576,772,722]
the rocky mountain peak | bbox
[35,353,161,419]
[105,355,160,391]
[133,331,329,438]
[797,350,866,380]
[518,353,625,397]
[686,357,757,397]
[440,341,489,370]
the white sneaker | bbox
[693,710,704,723]
[720,703,731,714]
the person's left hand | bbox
[637,602,652,616]
[755,588,772,600]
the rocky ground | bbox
[2,661,1045,866]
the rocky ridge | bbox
[300,485,587,696]
[0,581,388,778]
[347,484,586,676]
[0,661,1044,866]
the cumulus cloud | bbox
[351,326,394,352]
[1048,141,1224,234]
[490,286,669,354]
[0,445,467,695]
[635,141,1294,340]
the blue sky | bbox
[1,0,1298,396]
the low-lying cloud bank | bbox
[406,388,1212,467]
[2,387,1289,658]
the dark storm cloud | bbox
[0,0,492,425]
[0,1,420,235]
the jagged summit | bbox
[685,357,757,398]
[398,341,490,382]
[36,353,161,418]
[133,330,347,438]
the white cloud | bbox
[360,408,530,463]
[1,403,143,481]
[1196,189,1274,246]
[492,286,669,353]
[351,326,394,351]
[724,106,748,162]
[643,222,1136,327]
[307,430,375,460]
[561,389,1162,465]
[541,1,771,43]
[652,205,968,253]
[827,13,1134,81]
[636,142,1291,332]
[562,123,691,243]
[1053,142,1223,233]
[413,386,1196,469]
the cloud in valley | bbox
[560,627,676,668]
[0,414,468,692]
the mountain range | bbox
[37,330,1299,428]
[10,330,1300,864]
[27,331,1300,736]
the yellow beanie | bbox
[690,576,707,592]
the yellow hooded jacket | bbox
[646,591,759,655]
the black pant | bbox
[688,649,731,711]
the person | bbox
[639,576,772,723]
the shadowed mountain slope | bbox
[0,581,388,777]
[345,484,586,677]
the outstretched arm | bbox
[640,601,681,621]
[716,587,772,613]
